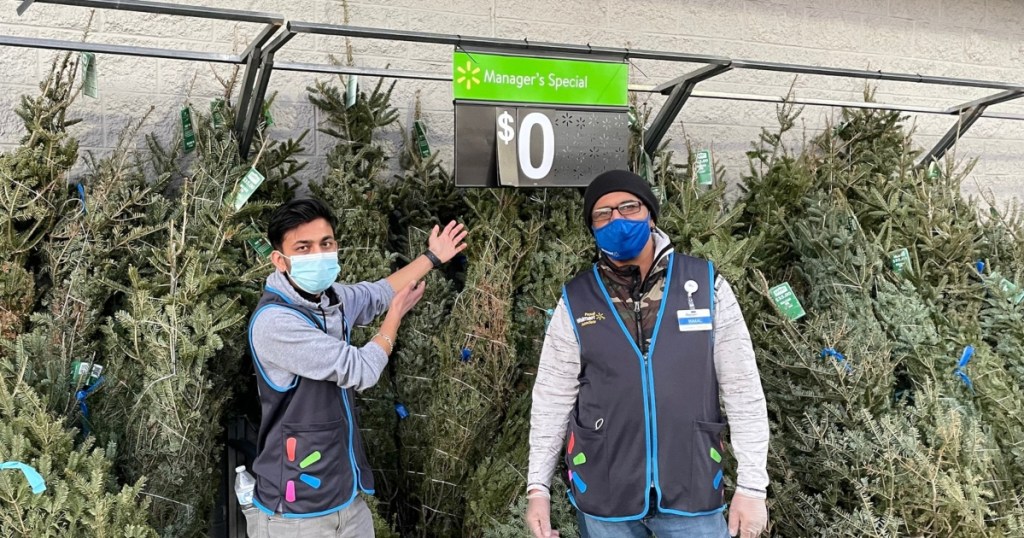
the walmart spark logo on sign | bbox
[455,60,481,90]
[452,51,627,107]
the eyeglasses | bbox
[591,200,644,224]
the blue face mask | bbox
[593,216,652,261]
[285,251,340,294]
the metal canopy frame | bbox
[8,0,283,157]
[6,0,1024,166]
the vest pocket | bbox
[692,420,727,509]
[564,414,605,498]
[281,418,347,508]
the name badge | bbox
[677,309,712,332]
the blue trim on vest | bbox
[589,256,665,521]
[659,504,728,518]
[647,254,676,510]
[708,261,716,349]
[561,286,582,349]
[248,304,310,392]
[254,492,362,519]
[567,490,646,522]
[265,285,293,304]
[282,495,359,518]
[252,497,274,516]
[341,388,363,499]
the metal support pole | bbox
[730,59,1024,92]
[234,23,284,142]
[16,0,34,15]
[944,89,1024,115]
[22,0,283,24]
[239,29,295,160]
[916,105,988,168]
[643,64,732,156]
[0,35,241,63]
[286,21,731,65]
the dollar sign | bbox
[497,111,515,144]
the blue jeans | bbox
[577,509,730,538]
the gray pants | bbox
[242,497,375,538]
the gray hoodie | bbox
[250,270,395,392]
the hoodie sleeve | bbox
[713,275,770,498]
[251,306,389,391]
[527,298,580,493]
[334,278,395,326]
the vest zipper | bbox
[634,300,646,359]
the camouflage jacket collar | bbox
[597,229,674,296]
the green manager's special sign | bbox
[453,51,631,188]
[452,51,628,107]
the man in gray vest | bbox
[525,171,769,538]
[243,198,467,537]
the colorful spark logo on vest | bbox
[285,436,323,502]
[710,440,724,491]
[566,431,588,493]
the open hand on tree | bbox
[428,221,468,263]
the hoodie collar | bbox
[265,270,342,313]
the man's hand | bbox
[728,491,768,537]
[428,221,468,263]
[525,490,559,538]
[389,280,426,319]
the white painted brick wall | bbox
[1,0,1023,203]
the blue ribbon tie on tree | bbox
[76,182,87,214]
[820,347,853,374]
[76,376,105,436]
[394,402,409,420]
[0,461,47,495]
[953,345,974,392]
[975,260,985,274]
[460,347,472,363]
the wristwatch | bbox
[424,249,443,269]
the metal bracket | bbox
[643,63,732,156]
[238,27,295,159]
[16,0,34,15]
[916,89,1024,168]
[233,23,285,147]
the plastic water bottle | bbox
[234,466,256,507]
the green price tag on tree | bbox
[889,248,911,274]
[245,225,274,258]
[181,107,196,153]
[232,168,265,210]
[414,120,431,158]
[694,149,713,185]
[80,51,98,98]
[211,98,226,129]
[769,282,806,321]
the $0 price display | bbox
[496,110,555,180]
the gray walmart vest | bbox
[562,252,726,520]
[247,285,374,518]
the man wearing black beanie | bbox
[526,170,770,538]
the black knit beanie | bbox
[583,170,660,231]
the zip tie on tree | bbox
[0,461,46,495]
[394,402,410,420]
[820,347,853,374]
[76,183,86,214]
[953,345,974,392]
[76,376,105,437]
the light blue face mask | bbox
[1,461,46,495]
[285,251,340,294]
